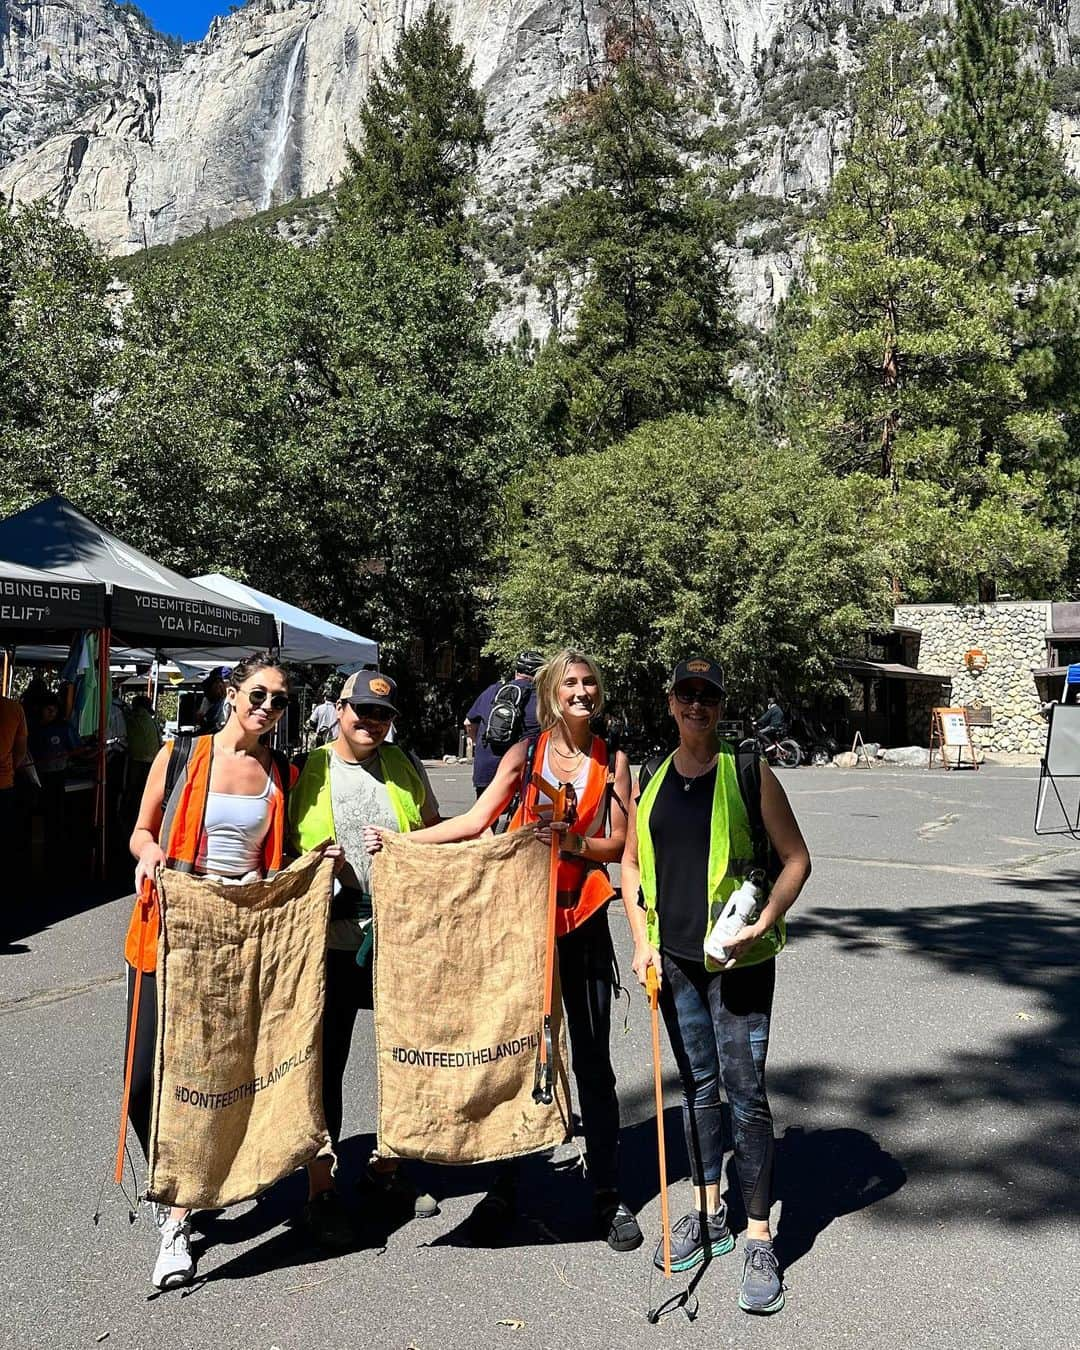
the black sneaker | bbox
[361,1163,440,1219]
[595,1192,644,1252]
[465,1178,516,1245]
[303,1189,357,1250]
[653,1208,735,1272]
[738,1239,785,1314]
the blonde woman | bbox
[366,650,639,1250]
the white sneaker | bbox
[152,1215,194,1289]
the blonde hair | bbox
[535,649,606,730]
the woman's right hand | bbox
[631,942,662,989]
[134,842,166,891]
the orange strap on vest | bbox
[123,738,286,970]
[509,732,615,936]
[116,879,157,1183]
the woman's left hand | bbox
[722,922,765,967]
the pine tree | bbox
[788,24,1066,602]
[936,0,1080,561]
[337,9,490,240]
[530,2,739,450]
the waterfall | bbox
[260,25,308,212]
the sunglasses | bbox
[673,686,722,707]
[347,702,393,723]
[243,688,290,711]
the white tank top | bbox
[196,775,274,879]
[540,740,602,838]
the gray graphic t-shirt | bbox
[327,748,438,951]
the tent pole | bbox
[1,647,10,697]
[94,626,111,881]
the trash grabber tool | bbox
[530,773,576,1105]
[116,877,156,1184]
[647,963,672,1282]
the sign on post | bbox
[929,706,979,770]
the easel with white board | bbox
[928,706,980,770]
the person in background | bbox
[464,651,544,799]
[290,669,440,1248]
[0,692,28,858]
[27,693,81,851]
[754,696,787,748]
[123,695,161,831]
[308,688,340,747]
[195,667,230,735]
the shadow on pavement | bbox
[1,873,131,951]
[787,890,1079,1226]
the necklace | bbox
[674,749,715,792]
[551,731,587,766]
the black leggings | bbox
[659,954,776,1221]
[557,908,621,1194]
[123,952,372,1161]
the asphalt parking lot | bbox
[2,762,1076,1350]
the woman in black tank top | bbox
[619,657,811,1316]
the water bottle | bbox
[704,870,765,965]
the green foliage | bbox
[529,8,740,451]
[784,23,1067,602]
[337,9,489,241]
[489,411,892,710]
[0,202,114,516]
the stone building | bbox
[893,601,1055,756]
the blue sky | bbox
[133,3,232,42]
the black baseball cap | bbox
[339,669,399,714]
[670,657,725,695]
[514,650,545,675]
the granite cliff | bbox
[2,0,1079,324]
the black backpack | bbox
[482,680,531,755]
[639,743,778,880]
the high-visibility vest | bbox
[636,745,785,970]
[509,730,616,937]
[289,742,426,854]
[123,735,287,971]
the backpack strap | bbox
[637,753,666,797]
[495,732,540,834]
[164,734,194,808]
[735,742,778,879]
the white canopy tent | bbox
[190,574,378,669]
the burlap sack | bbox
[147,850,334,1210]
[373,829,571,1165]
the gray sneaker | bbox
[653,1207,734,1272]
[739,1239,784,1314]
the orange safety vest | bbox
[509,730,616,937]
[123,735,287,971]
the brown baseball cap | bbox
[339,669,399,714]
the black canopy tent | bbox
[0,497,278,876]
[0,497,277,650]
[0,557,107,647]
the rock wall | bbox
[895,602,1052,756]
[2,1,1080,324]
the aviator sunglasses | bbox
[243,687,290,711]
[673,685,722,708]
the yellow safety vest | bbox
[636,744,784,970]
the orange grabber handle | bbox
[116,878,156,1184]
[647,963,672,1278]
[531,774,569,1105]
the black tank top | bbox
[650,763,716,961]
